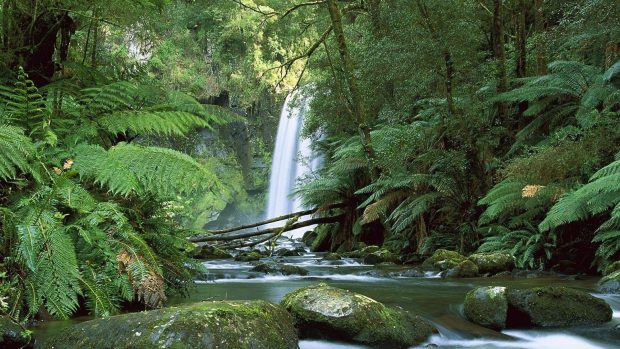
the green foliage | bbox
[540,154,620,268]
[0,69,221,320]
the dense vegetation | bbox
[0,0,619,326]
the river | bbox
[33,246,620,348]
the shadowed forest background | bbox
[0,0,619,325]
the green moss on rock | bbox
[443,260,479,278]
[421,249,467,271]
[235,251,262,262]
[281,283,435,348]
[464,287,508,330]
[250,262,308,276]
[42,300,298,349]
[1,315,32,349]
[322,253,342,261]
[598,269,620,293]
[506,286,612,327]
[363,250,400,265]
[468,253,515,274]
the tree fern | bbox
[540,154,620,267]
[73,143,219,197]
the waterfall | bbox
[266,91,320,238]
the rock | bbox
[421,249,467,271]
[355,270,389,278]
[464,286,613,329]
[250,262,309,276]
[464,286,508,330]
[198,245,232,260]
[235,250,262,262]
[361,245,380,255]
[491,271,513,278]
[281,283,435,348]
[511,269,558,279]
[442,260,479,278]
[468,253,515,274]
[275,248,301,257]
[43,300,298,349]
[506,286,612,327]
[0,316,32,349]
[598,270,620,294]
[322,253,342,261]
[301,231,317,246]
[363,250,400,265]
[402,253,425,265]
[604,261,620,276]
[389,268,425,278]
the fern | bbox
[99,111,209,136]
[540,155,620,268]
[0,124,35,180]
[73,143,218,197]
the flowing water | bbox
[32,242,620,348]
[265,91,320,238]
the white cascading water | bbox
[266,91,320,238]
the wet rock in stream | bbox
[464,285,613,330]
[42,300,298,349]
[281,283,436,348]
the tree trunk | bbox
[534,0,547,75]
[189,214,345,243]
[326,0,379,180]
[492,0,508,118]
[416,1,456,116]
[91,7,99,68]
[515,0,527,78]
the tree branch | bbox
[189,214,344,243]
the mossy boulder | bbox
[281,283,435,348]
[43,300,298,349]
[604,261,620,276]
[198,245,232,260]
[250,262,309,276]
[301,231,317,246]
[363,250,400,265]
[468,253,515,275]
[322,253,342,261]
[506,286,612,327]
[464,286,612,329]
[421,249,467,271]
[464,286,508,330]
[0,316,32,349]
[598,270,620,294]
[235,250,262,262]
[275,248,303,257]
[442,260,479,278]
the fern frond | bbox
[0,124,36,180]
[99,111,209,136]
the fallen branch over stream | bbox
[189,214,345,243]
[202,202,346,236]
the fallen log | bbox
[189,214,344,243]
[204,202,346,236]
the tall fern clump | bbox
[0,69,227,320]
[478,61,620,269]
[540,152,620,270]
